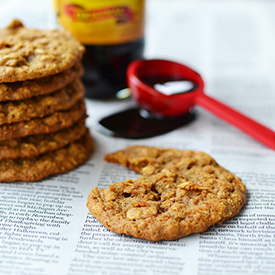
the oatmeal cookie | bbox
[0,19,85,82]
[105,146,222,176]
[87,146,246,241]
[0,130,93,182]
[0,100,86,141]
[0,118,87,160]
[0,78,85,125]
[0,61,84,102]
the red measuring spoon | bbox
[127,59,275,150]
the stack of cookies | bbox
[0,20,94,182]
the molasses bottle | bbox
[54,0,145,99]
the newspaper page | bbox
[0,0,275,275]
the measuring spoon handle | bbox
[196,93,275,150]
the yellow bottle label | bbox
[54,0,145,45]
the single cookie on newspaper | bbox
[87,145,246,241]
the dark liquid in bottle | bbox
[82,37,144,99]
